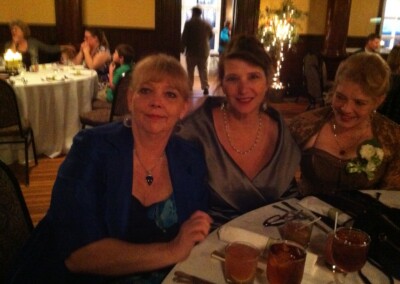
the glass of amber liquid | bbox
[225,242,260,284]
[267,241,307,284]
[331,227,371,283]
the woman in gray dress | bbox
[176,35,301,227]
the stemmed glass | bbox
[331,227,371,283]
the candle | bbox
[4,49,23,74]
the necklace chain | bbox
[134,150,164,186]
[222,106,263,155]
[331,120,368,156]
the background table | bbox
[163,198,396,284]
[0,65,98,163]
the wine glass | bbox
[331,227,371,283]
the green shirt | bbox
[106,63,131,102]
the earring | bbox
[123,115,132,128]
[262,101,268,111]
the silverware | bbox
[272,204,289,213]
[173,271,216,284]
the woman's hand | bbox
[169,211,212,262]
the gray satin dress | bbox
[176,97,301,227]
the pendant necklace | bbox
[134,150,164,186]
[222,105,263,155]
[331,120,368,156]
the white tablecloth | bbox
[163,198,397,284]
[0,65,98,163]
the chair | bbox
[0,159,34,282]
[302,52,332,110]
[0,79,38,185]
[79,71,131,129]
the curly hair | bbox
[9,19,31,38]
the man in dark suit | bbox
[181,5,214,95]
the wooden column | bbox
[54,0,83,46]
[322,0,352,79]
[232,0,260,36]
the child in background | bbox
[98,44,135,102]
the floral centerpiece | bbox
[257,0,307,89]
[346,139,384,180]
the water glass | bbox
[224,241,260,284]
[278,212,314,248]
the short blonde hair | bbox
[334,53,390,100]
[130,54,190,100]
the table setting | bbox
[163,194,400,284]
[0,63,98,163]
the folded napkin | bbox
[218,225,272,251]
[360,190,400,209]
[298,196,351,225]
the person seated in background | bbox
[379,45,400,124]
[97,43,135,103]
[7,54,212,283]
[218,20,231,55]
[73,27,111,86]
[289,53,400,196]
[359,33,381,53]
[176,35,301,228]
[4,19,75,69]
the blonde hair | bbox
[130,54,190,100]
[334,53,390,100]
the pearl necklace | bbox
[134,150,164,186]
[222,106,263,155]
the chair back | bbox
[0,159,33,282]
[0,80,24,137]
[303,52,324,99]
[110,71,131,120]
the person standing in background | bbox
[218,20,231,55]
[181,5,214,96]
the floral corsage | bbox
[346,139,384,180]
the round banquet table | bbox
[162,198,398,284]
[0,65,98,163]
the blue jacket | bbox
[8,122,208,283]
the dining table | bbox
[0,64,98,164]
[163,197,398,284]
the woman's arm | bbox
[82,44,110,70]
[65,211,212,275]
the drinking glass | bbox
[224,241,260,284]
[278,212,314,248]
[267,241,307,284]
[331,227,371,283]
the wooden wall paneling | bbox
[232,0,260,36]
[55,0,83,46]
[154,0,182,59]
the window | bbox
[380,0,400,48]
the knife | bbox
[173,270,216,284]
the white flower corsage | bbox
[346,139,384,181]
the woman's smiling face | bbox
[332,80,383,129]
[222,59,269,116]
